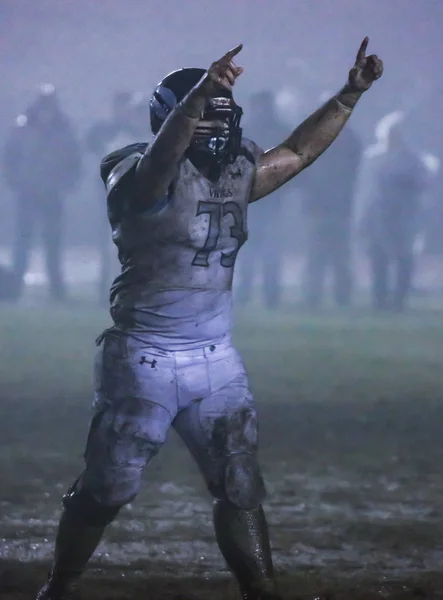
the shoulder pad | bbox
[100,142,148,192]
[105,151,143,195]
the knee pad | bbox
[222,453,266,510]
[62,478,127,527]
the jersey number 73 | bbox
[192,200,246,268]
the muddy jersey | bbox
[100,139,263,350]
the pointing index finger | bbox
[356,36,369,64]
[224,44,243,60]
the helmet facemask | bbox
[188,96,243,165]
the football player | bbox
[36,39,382,600]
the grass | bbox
[1,302,443,599]
[1,303,443,404]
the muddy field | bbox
[1,303,443,599]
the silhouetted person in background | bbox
[0,263,19,301]
[422,163,443,257]
[86,91,137,304]
[298,117,362,308]
[86,91,137,157]
[236,90,289,309]
[2,84,81,302]
[361,120,429,311]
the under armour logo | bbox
[139,356,157,368]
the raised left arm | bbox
[250,37,383,203]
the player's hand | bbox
[347,37,383,92]
[202,45,244,95]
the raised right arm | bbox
[134,44,244,208]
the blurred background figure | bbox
[85,91,151,304]
[358,111,432,311]
[421,158,443,260]
[85,90,135,305]
[297,93,363,309]
[126,93,152,140]
[236,90,290,309]
[0,262,19,301]
[86,91,134,155]
[2,84,82,302]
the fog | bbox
[0,0,442,253]
[1,3,443,599]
